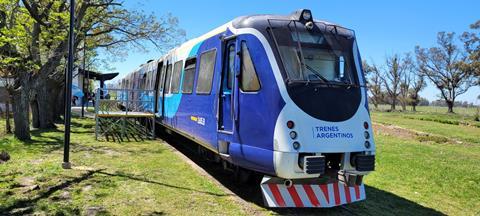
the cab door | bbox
[218,40,237,133]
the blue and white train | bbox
[115,10,375,208]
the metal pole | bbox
[63,0,75,169]
[81,31,86,117]
[85,31,90,110]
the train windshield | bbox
[268,20,358,85]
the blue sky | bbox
[104,0,480,104]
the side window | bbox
[158,62,165,91]
[165,63,173,93]
[240,41,260,92]
[196,49,217,94]
[171,60,183,94]
[182,58,196,94]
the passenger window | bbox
[196,49,217,94]
[240,41,260,92]
[165,64,173,93]
[171,60,183,94]
[182,58,196,94]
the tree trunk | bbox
[31,78,57,129]
[446,100,454,113]
[5,97,12,134]
[401,104,406,111]
[11,86,30,140]
[412,105,417,112]
[54,83,65,122]
[30,98,40,128]
[390,99,396,110]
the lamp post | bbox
[63,0,75,169]
[81,31,86,118]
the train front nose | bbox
[273,115,376,179]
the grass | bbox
[365,107,480,214]
[372,112,480,145]
[0,118,245,215]
[1,105,480,215]
[359,133,480,214]
[373,104,479,116]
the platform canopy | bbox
[79,68,118,82]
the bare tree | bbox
[415,32,475,113]
[461,20,480,85]
[398,54,414,111]
[408,70,426,112]
[380,54,410,111]
[362,60,383,109]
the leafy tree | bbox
[0,0,184,140]
[415,32,475,113]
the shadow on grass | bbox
[97,170,228,197]
[0,170,99,215]
[157,126,445,216]
[0,167,225,215]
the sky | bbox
[102,0,480,104]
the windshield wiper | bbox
[304,64,329,83]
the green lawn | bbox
[0,118,246,215]
[358,133,480,214]
[372,112,480,144]
[1,107,480,215]
[372,104,479,117]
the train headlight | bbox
[364,122,369,129]
[364,131,370,139]
[293,142,301,150]
[302,10,312,21]
[365,141,371,149]
[287,120,295,129]
[289,131,297,139]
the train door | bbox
[218,39,237,133]
[155,61,165,118]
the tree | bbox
[408,70,426,111]
[380,54,410,111]
[362,60,383,109]
[398,53,414,111]
[415,32,475,113]
[0,0,184,140]
[461,20,480,85]
[0,0,34,140]
[1,75,12,134]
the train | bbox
[113,9,376,208]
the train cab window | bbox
[171,60,183,94]
[196,49,217,94]
[182,58,196,94]
[165,63,173,93]
[240,41,261,92]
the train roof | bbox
[119,9,351,82]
